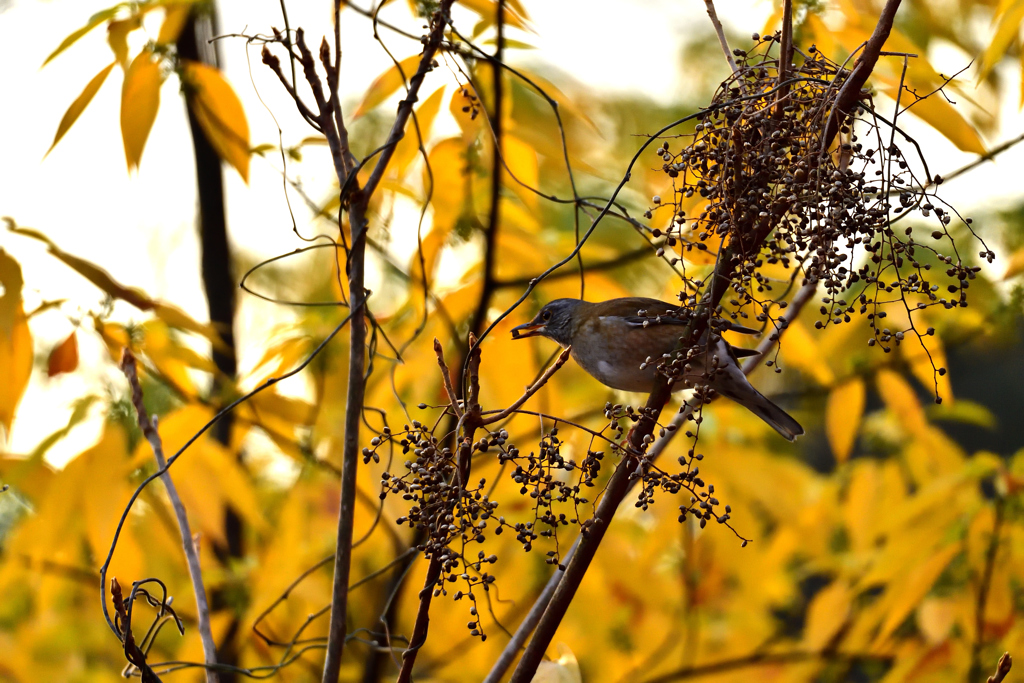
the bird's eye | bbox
[541,310,552,321]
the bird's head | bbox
[511,299,581,347]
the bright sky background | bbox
[1,0,1022,466]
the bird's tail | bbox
[715,382,804,442]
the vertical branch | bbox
[120,351,218,683]
[778,0,793,84]
[176,9,243,677]
[469,0,505,340]
[392,6,503,676]
[969,499,1006,682]
[305,6,455,681]
[397,336,484,683]
[507,382,673,683]
[774,0,793,117]
[822,0,902,148]
[321,200,368,683]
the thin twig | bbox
[119,350,218,683]
[397,333,483,683]
[987,652,1013,683]
[822,0,903,149]
[434,338,464,419]
[481,347,572,426]
[468,0,506,345]
[938,132,1024,185]
[704,0,737,74]
[111,578,165,683]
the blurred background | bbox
[2,0,1024,681]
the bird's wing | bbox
[723,322,760,335]
[592,297,689,328]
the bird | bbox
[511,297,804,442]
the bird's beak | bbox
[511,321,546,339]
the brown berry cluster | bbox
[372,422,502,639]
[604,402,749,543]
[496,426,599,561]
[645,33,989,398]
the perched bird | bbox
[511,297,804,442]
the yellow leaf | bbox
[47,62,116,157]
[5,222,227,350]
[875,542,962,643]
[157,4,192,45]
[78,424,133,565]
[804,580,852,651]
[353,55,422,119]
[778,320,835,386]
[417,137,470,278]
[826,377,865,463]
[916,597,955,645]
[978,0,1024,80]
[249,391,315,426]
[42,5,122,66]
[451,84,485,140]
[0,250,31,436]
[182,60,251,182]
[46,331,79,377]
[247,334,311,381]
[153,303,228,352]
[390,86,446,177]
[761,6,783,37]
[1003,246,1024,279]
[460,0,533,32]
[120,48,163,171]
[876,369,927,436]
[8,223,151,308]
[513,67,599,134]
[530,643,581,683]
[106,16,139,67]
[886,87,986,155]
[503,134,539,211]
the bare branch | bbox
[119,350,218,683]
[397,331,482,683]
[481,347,572,426]
[987,653,1013,683]
[361,2,455,200]
[822,0,903,149]
[434,338,464,419]
[704,0,737,74]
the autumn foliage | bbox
[3,1,1024,682]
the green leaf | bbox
[46,62,116,158]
